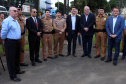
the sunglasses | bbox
[33,11,37,13]
[12,10,18,12]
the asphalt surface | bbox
[0,43,126,84]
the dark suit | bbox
[80,13,95,55]
[66,15,80,54]
[26,17,42,62]
[106,16,125,61]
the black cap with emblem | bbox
[16,5,22,10]
[56,10,62,14]
[99,6,104,9]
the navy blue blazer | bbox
[80,13,95,36]
[66,15,80,35]
[105,16,125,39]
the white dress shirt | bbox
[113,16,118,34]
[84,13,89,22]
[32,17,37,22]
[71,14,76,30]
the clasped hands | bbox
[110,34,116,38]
[84,27,89,32]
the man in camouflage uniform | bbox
[94,7,108,61]
[0,13,5,55]
[41,9,54,61]
[53,10,66,58]
[16,5,28,66]
[121,15,126,60]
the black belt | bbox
[5,38,19,41]
[21,32,25,35]
[43,32,52,34]
[95,29,106,32]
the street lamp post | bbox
[64,0,66,14]
[58,0,59,10]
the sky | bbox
[51,0,73,7]
[52,0,110,7]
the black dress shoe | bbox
[11,77,21,82]
[81,54,87,57]
[20,63,28,66]
[73,54,77,57]
[101,57,105,61]
[59,54,65,57]
[31,62,36,66]
[87,54,92,58]
[47,57,55,59]
[43,59,47,61]
[35,59,42,63]
[105,59,112,63]
[66,53,70,57]
[16,71,25,74]
[121,56,125,60]
[113,60,117,66]
[54,55,58,58]
[94,55,100,58]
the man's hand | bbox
[84,27,89,32]
[60,29,65,32]
[124,29,126,35]
[37,32,41,36]
[59,32,62,34]
[66,32,68,36]
[110,34,116,38]
[112,35,116,38]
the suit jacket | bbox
[66,15,80,35]
[26,17,42,41]
[80,13,95,36]
[105,16,125,39]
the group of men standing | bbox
[0,5,126,82]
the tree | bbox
[55,2,64,14]
[109,0,119,10]
[70,0,110,14]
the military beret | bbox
[56,10,62,14]
[99,6,104,9]
[16,5,22,9]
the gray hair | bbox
[84,6,90,10]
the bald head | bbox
[84,6,90,15]
[9,6,18,19]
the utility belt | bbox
[43,32,52,34]
[95,29,106,32]
[42,29,55,34]
[21,32,25,35]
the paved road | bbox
[0,44,126,84]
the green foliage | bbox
[70,0,111,14]
[55,2,64,14]
[109,0,119,10]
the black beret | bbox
[99,6,104,9]
[56,10,62,14]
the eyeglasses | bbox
[32,11,37,13]
[11,10,18,12]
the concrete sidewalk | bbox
[0,44,126,84]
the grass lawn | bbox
[0,34,123,54]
